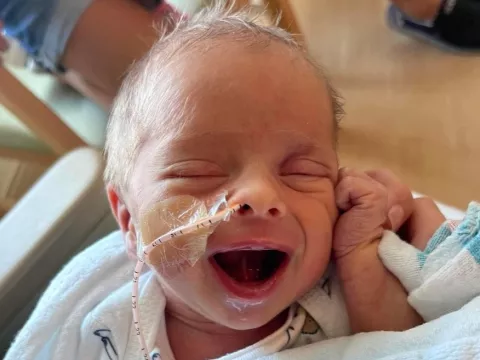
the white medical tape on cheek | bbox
[136,192,229,271]
[131,193,241,360]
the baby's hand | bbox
[333,168,412,260]
[333,168,422,333]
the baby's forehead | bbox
[171,37,321,88]
[155,38,335,133]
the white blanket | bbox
[262,296,480,359]
[6,203,480,359]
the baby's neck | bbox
[165,307,288,360]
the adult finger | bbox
[365,169,414,231]
[400,197,446,250]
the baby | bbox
[6,4,480,360]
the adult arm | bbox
[1,0,162,108]
[61,0,161,107]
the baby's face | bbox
[129,41,339,330]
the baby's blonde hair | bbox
[104,1,343,195]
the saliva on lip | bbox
[226,297,266,312]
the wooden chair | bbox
[0,67,86,166]
[0,67,87,215]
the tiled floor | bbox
[1,0,479,211]
[293,0,480,209]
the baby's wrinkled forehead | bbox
[148,37,339,147]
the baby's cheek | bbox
[143,228,211,275]
[324,185,338,222]
[295,227,332,299]
[308,200,335,256]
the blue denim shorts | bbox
[1,0,94,72]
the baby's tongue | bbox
[216,251,267,282]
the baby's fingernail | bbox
[388,205,404,231]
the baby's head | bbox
[105,4,343,330]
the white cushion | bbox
[0,147,116,351]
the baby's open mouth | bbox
[210,248,289,299]
[213,250,287,282]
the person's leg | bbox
[59,0,183,109]
[60,70,112,109]
[2,0,177,108]
[60,0,180,108]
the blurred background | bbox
[297,0,480,211]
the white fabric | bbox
[379,202,480,321]
[5,231,139,360]
[4,231,348,360]
[0,147,115,351]
[6,229,480,360]
[260,297,480,360]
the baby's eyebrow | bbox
[276,130,334,153]
[282,142,334,162]
[284,143,319,156]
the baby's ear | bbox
[106,184,131,232]
[125,229,138,260]
[106,184,138,259]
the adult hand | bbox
[391,0,443,21]
[397,197,446,249]
[366,169,446,249]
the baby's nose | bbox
[236,203,283,218]
[229,183,287,219]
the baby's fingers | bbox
[336,168,386,211]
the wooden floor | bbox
[292,0,480,209]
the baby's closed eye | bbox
[281,159,331,178]
[280,159,334,193]
[158,161,228,194]
[161,160,227,179]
